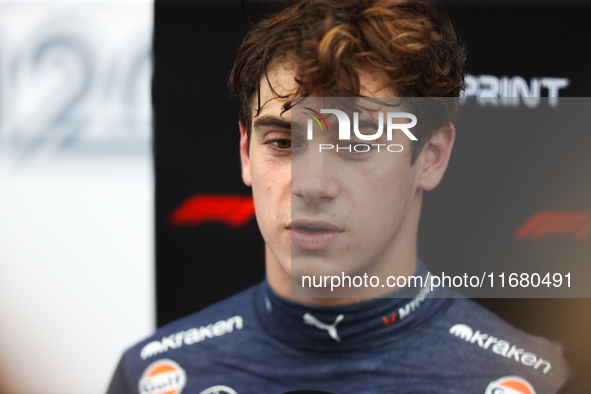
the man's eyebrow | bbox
[253,115,292,131]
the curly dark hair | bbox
[230,0,465,162]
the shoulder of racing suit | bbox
[107,285,257,394]
[106,282,584,394]
[431,297,576,393]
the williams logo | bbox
[485,376,536,394]
[138,359,187,394]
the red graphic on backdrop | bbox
[170,194,255,228]
[515,211,591,240]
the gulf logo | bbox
[485,376,536,394]
[138,359,187,394]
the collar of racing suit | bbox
[254,259,454,351]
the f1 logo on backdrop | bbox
[515,211,591,241]
[170,194,255,228]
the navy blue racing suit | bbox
[107,261,581,394]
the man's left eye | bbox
[272,139,291,149]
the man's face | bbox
[240,62,436,296]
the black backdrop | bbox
[153,0,591,383]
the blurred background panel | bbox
[153,0,266,335]
[0,1,154,393]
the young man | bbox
[108,1,583,393]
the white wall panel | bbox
[0,2,154,394]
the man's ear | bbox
[416,123,455,191]
[239,121,252,187]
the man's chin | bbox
[290,255,351,278]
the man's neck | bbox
[265,241,419,306]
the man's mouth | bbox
[298,226,326,233]
[287,220,343,250]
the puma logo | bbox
[303,313,344,342]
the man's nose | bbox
[291,151,340,204]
